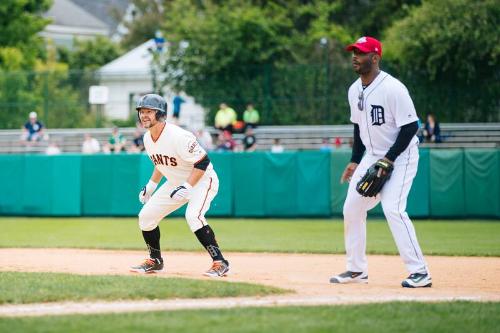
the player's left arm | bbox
[384,121,419,162]
[384,83,419,162]
[170,133,211,201]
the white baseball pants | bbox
[138,173,219,232]
[343,143,429,275]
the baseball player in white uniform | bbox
[130,94,229,277]
[330,37,431,288]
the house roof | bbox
[70,0,130,32]
[44,0,109,31]
[99,39,159,75]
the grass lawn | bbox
[0,217,499,256]
[0,302,498,333]
[0,272,287,305]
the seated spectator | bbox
[128,129,145,153]
[195,127,214,151]
[21,112,45,144]
[270,138,284,153]
[103,127,126,153]
[242,126,257,152]
[214,103,237,133]
[320,138,333,152]
[334,137,342,149]
[216,130,236,152]
[243,103,260,129]
[45,141,61,155]
[423,113,441,143]
[81,134,101,154]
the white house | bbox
[98,39,206,129]
[40,0,109,49]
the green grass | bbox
[0,272,287,305]
[0,302,498,333]
[1,217,499,256]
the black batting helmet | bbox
[136,94,167,120]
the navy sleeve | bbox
[385,121,419,162]
[350,124,366,164]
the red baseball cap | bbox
[346,37,382,57]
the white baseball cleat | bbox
[402,273,432,288]
[330,271,368,284]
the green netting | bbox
[407,148,430,217]
[0,155,25,214]
[329,150,351,216]
[464,149,500,217]
[207,153,233,216]
[50,155,81,216]
[296,151,331,216]
[429,149,465,217]
[233,152,266,217]
[264,152,298,216]
[22,155,53,215]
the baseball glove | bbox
[356,159,394,197]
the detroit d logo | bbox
[370,105,385,126]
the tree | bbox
[161,0,355,125]
[118,0,164,50]
[383,0,500,121]
[0,0,51,69]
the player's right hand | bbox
[138,180,158,204]
[340,162,358,184]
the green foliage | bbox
[383,0,500,121]
[64,36,122,71]
[119,0,164,50]
[0,0,52,69]
[161,0,356,124]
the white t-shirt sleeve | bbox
[176,131,207,164]
[388,82,419,127]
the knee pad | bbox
[138,209,160,231]
[185,209,205,233]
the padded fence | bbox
[0,149,498,218]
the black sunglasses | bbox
[358,90,364,111]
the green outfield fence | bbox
[0,149,499,218]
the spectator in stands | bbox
[216,130,236,152]
[423,113,442,143]
[172,93,186,124]
[45,141,61,155]
[82,134,101,154]
[243,103,260,130]
[214,103,237,133]
[270,138,284,153]
[334,137,343,149]
[243,126,257,152]
[195,127,215,151]
[320,138,333,152]
[103,127,126,153]
[128,129,145,153]
[22,111,45,144]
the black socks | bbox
[142,226,162,260]
[194,225,225,261]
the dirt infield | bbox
[1,248,499,316]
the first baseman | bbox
[330,37,431,288]
[130,94,229,277]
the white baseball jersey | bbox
[139,122,219,233]
[348,71,419,157]
[342,71,429,276]
[143,122,215,186]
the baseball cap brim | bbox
[345,44,372,53]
